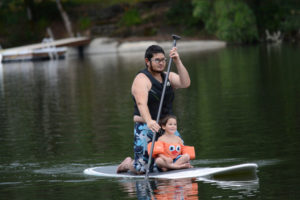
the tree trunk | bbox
[24,0,34,21]
[56,0,74,37]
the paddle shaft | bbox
[145,35,181,178]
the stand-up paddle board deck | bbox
[84,163,258,179]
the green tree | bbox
[248,0,300,41]
[119,8,141,27]
[193,0,259,43]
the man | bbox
[117,45,190,174]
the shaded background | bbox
[0,0,300,48]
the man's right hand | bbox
[147,120,161,133]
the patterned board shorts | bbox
[133,122,182,173]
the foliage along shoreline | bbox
[0,0,299,49]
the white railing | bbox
[42,38,59,59]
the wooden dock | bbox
[0,37,91,63]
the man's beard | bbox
[149,62,164,73]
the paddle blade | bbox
[172,34,181,41]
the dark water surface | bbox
[1,44,300,199]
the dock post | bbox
[78,46,84,58]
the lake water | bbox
[0,43,300,199]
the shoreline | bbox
[68,37,227,57]
[0,37,227,62]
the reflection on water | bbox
[0,63,3,95]
[118,175,258,200]
[153,179,198,200]
[119,178,198,200]
[1,44,300,199]
[197,178,259,199]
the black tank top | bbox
[133,68,175,120]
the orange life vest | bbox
[147,141,195,160]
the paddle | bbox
[145,34,181,179]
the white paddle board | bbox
[84,163,258,180]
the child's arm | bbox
[157,154,173,163]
